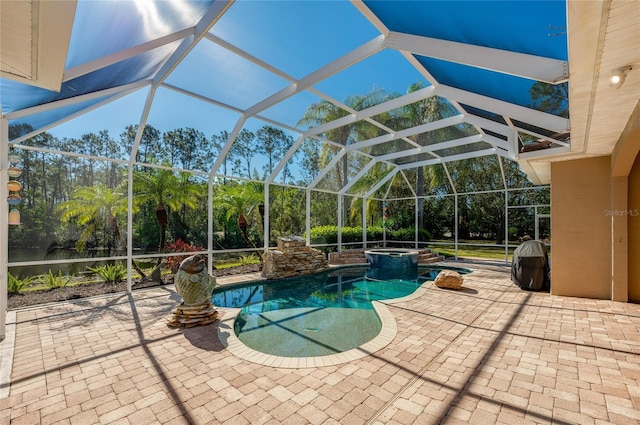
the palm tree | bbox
[347,162,394,226]
[297,100,351,190]
[298,89,391,222]
[58,182,131,254]
[403,82,459,229]
[217,183,264,247]
[133,166,202,253]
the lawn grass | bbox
[427,240,515,261]
[430,240,551,261]
[214,257,261,269]
[434,246,513,261]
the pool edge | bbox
[217,300,403,369]
[216,272,443,369]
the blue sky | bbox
[7,0,567,175]
[46,0,429,149]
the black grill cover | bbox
[511,240,550,291]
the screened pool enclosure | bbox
[1,1,570,335]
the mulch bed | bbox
[8,264,261,310]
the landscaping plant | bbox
[8,273,35,294]
[89,263,127,285]
[42,270,72,289]
[165,239,205,273]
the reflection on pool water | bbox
[212,265,470,357]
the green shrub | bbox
[388,228,414,241]
[341,226,363,243]
[42,270,71,289]
[309,225,338,245]
[8,273,34,294]
[89,263,127,285]
[387,228,432,241]
[239,253,259,265]
[308,225,427,244]
[367,226,384,241]
[418,228,432,241]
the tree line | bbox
[7,81,557,258]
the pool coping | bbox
[217,278,435,368]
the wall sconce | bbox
[610,65,634,89]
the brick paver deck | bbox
[1,261,639,424]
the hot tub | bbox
[364,249,419,269]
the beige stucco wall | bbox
[551,157,612,299]
[612,101,640,303]
[629,153,640,302]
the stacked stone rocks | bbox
[262,236,330,279]
[167,302,218,328]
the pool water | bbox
[212,265,469,357]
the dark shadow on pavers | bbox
[433,285,478,294]
[180,321,227,352]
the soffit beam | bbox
[245,35,386,117]
[397,147,505,170]
[303,86,435,138]
[64,28,195,82]
[376,135,483,162]
[386,31,568,83]
[151,0,233,87]
[345,115,464,152]
[436,85,570,134]
[4,80,150,120]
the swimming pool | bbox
[213,265,470,358]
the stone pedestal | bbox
[262,236,329,279]
[167,301,219,328]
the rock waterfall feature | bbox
[262,236,329,279]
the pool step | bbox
[418,251,446,264]
[328,250,367,265]
[328,249,444,265]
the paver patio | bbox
[1,261,639,424]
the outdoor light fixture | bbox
[610,65,634,89]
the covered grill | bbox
[511,240,550,291]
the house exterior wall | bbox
[550,101,639,302]
[612,101,640,303]
[629,152,640,302]
[551,157,612,299]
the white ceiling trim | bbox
[152,1,233,87]
[364,168,399,199]
[345,115,464,152]
[386,31,568,83]
[4,80,150,120]
[339,160,378,195]
[436,85,570,134]
[518,0,640,184]
[397,148,502,170]
[303,86,436,138]
[307,147,347,190]
[245,35,386,118]
[0,0,76,91]
[464,114,512,137]
[376,135,483,162]
[10,85,143,146]
[64,28,195,82]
